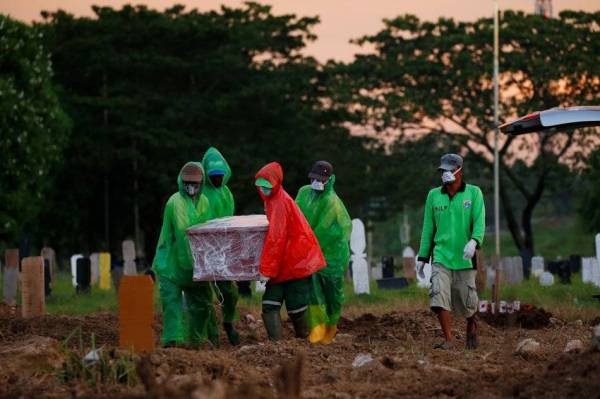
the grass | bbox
[1,271,598,322]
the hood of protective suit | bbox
[177,162,205,198]
[202,147,232,187]
[201,147,235,218]
[295,174,351,275]
[255,161,325,283]
[255,162,284,201]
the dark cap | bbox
[438,153,463,171]
[308,160,333,182]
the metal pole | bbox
[492,0,501,307]
[493,0,500,258]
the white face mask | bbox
[441,167,461,185]
[311,179,325,191]
[184,183,200,196]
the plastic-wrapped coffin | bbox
[187,215,268,281]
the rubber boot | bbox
[289,310,309,339]
[262,311,282,341]
[309,324,326,344]
[224,322,240,346]
[321,325,337,345]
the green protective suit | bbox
[153,162,216,346]
[295,174,352,327]
[201,147,239,330]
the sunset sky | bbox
[2,0,599,61]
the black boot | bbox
[262,311,282,341]
[224,322,240,346]
[289,310,309,338]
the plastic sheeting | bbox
[187,215,269,281]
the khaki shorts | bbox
[430,263,478,318]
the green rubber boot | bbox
[262,311,282,341]
[289,310,309,339]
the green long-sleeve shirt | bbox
[417,182,485,270]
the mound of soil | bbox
[480,306,552,329]
[0,308,597,399]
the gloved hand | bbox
[416,261,426,279]
[463,239,477,260]
[259,273,270,284]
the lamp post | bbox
[492,0,501,305]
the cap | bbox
[308,160,333,182]
[438,154,463,171]
[255,177,273,188]
[181,163,203,183]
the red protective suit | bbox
[256,162,325,284]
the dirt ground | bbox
[0,304,599,399]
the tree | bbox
[0,15,70,249]
[340,10,599,254]
[39,3,373,259]
[578,148,600,233]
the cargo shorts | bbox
[430,263,478,318]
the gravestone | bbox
[119,275,155,353]
[381,256,395,278]
[90,253,100,285]
[548,260,571,284]
[501,257,524,285]
[70,254,83,287]
[122,240,137,276]
[350,219,370,295]
[3,249,19,306]
[21,257,45,317]
[596,233,600,274]
[582,257,592,284]
[569,255,582,274]
[43,259,52,297]
[99,253,111,290]
[584,257,600,288]
[402,246,415,258]
[531,256,544,278]
[76,257,91,294]
[371,262,383,280]
[402,254,416,281]
[539,271,554,287]
[40,247,56,283]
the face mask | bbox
[311,179,325,191]
[441,167,461,185]
[184,183,200,196]
[260,187,271,196]
[209,175,224,188]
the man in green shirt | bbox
[417,154,485,350]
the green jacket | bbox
[201,147,234,218]
[295,175,352,277]
[153,162,213,285]
[417,182,485,270]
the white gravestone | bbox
[70,254,83,287]
[585,257,600,288]
[596,233,600,285]
[539,271,554,286]
[350,219,370,295]
[90,253,100,285]
[122,240,137,276]
[531,256,544,278]
[402,246,415,258]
